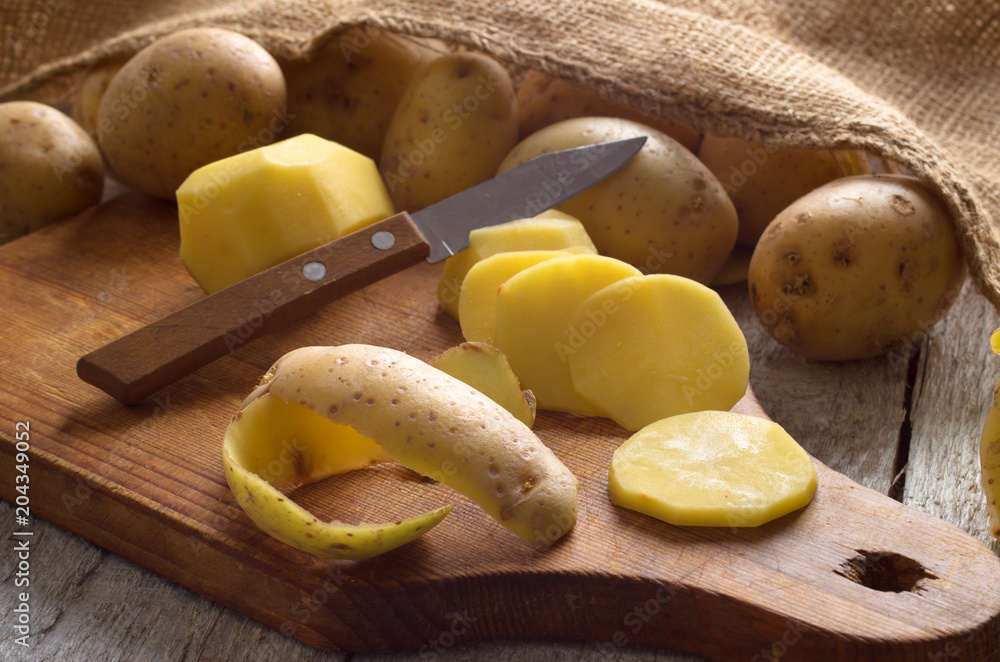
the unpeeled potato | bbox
[748,175,966,361]
[497,117,738,284]
[280,30,443,159]
[379,51,518,211]
[697,134,870,248]
[97,27,287,199]
[0,101,104,244]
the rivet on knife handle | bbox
[76,212,430,406]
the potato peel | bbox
[247,344,577,549]
[223,440,452,559]
[223,393,452,560]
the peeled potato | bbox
[565,274,749,432]
[493,254,642,415]
[459,250,572,345]
[609,411,817,528]
[430,342,536,428]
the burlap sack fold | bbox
[3,0,999,311]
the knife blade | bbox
[77,136,647,405]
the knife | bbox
[77,136,647,405]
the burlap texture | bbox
[2,0,999,310]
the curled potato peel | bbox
[223,392,451,560]
[228,344,578,553]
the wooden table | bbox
[2,182,999,661]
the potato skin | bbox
[748,175,966,361]
[280,30,441,159]
[250,344,577,549]
[97,27,287,199]
[0,101,104,244]
[379,52,518,211]
[498,117,738,283]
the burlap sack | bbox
[3,0,998,310]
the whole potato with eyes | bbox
[497,117,737,283]
[748,175,966,361]
[97,27,287,199]
[0,101,104,244]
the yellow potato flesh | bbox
[223,393,450,560]
[178,133,394,294]
[430,342,535,428]
[981,327,1000,539]
[459,250,572,345]
[609,411,817,527]
[438,211,596,318]
[494,254,642,415]
[565,275,749,432]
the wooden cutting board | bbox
[2,193,1000,661]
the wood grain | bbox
[2,193,1000,661]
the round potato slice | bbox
[459,250,573,345]
[494,254,642,415]
[609,411,817,527]
[565,274,749,431]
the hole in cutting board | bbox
[835,549,937,593]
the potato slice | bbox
[494,254,642,415]
[459,250,572,345]
[609,411,817,527]
[980,327,1000,539]
[430,342,536,428]
[245,344,578,549]
[565,274,749,431]
[223,393,449,560]
[437,210,596,318]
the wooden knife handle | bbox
[77,212,430,405]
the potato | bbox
[72,55,131,140]
[97,27,287,199]
[177,133,394,294]
[380,52,518,211]
[565,275,750,431]
[516,70,702,151]
[244,344,578,549]
[497,117,738,283]
[748,175,966,361]
[980,328,1000,539]
[222,392,450,560]
[0,101,104,245]
[438,210,596,318]
[430,342,536,428]
[493,254,642,415]
[280,30,442,159]
[697,135,870,247]
[459,250,572,345]
[609,411,817,527]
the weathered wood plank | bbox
[905,281,1000,554]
